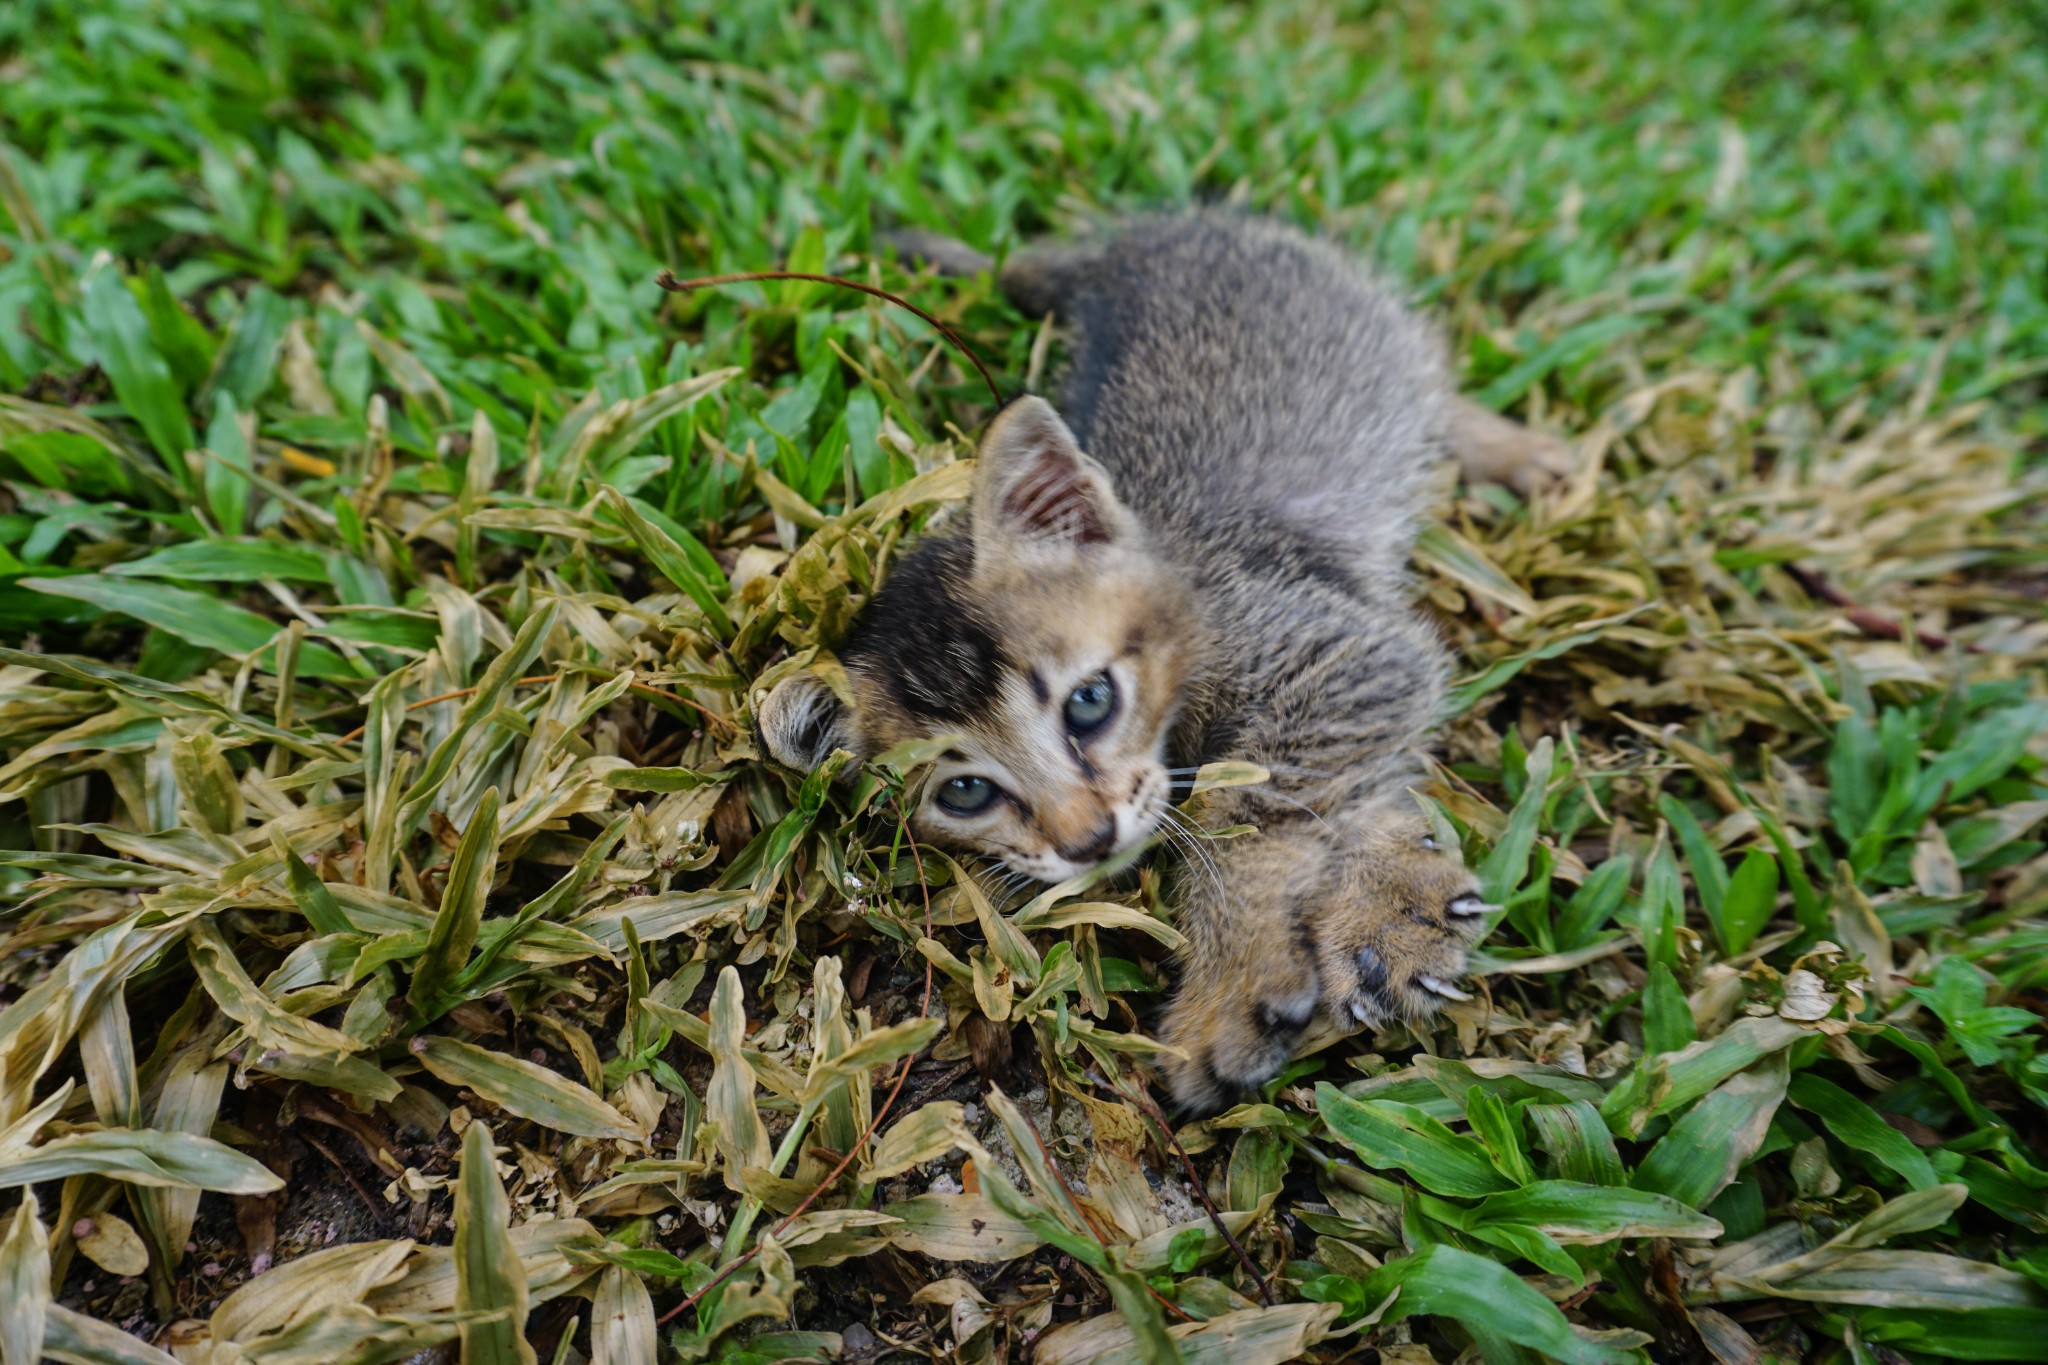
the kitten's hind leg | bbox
[1446,394,1574,493]
[878,229,996,279]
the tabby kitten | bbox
[758,214,1565,1112]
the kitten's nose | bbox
[1059,818,1118,865]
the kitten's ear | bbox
[756,673,859,771]
[971,397,1135,554]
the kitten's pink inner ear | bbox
[1000,442,1111,544]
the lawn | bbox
[2,0,2046,1361]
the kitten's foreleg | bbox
[1157,823,1333,1115]
[1156,797,1488,1115]
[1303,799,1491,1033]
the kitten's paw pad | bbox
[1317,822,1489,1028]
[1331,919,1475,1027]
[1159,971,1318,1116]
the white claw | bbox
[1419,974,1472,1002]
[1447,895,1495,918]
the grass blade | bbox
[130,1039,229,1276]
[705,966,772,1194]
[106,539,329,582]
[1479,736,1552,906]
[1524,1101,1625,1187]
[1359,1244,1642,1364]
[394,604,556,840]
[408,785,500,1015]
[456,1119,537,1365]
[1714,849,1779,956]
[1785,1074,1939,1191]
[592,1262,656,1365]
[81,267,194,475]
[1316,1084,1518,1198]
[271,831,355,935]
[1659,793,1728,919]
[0,1127,283,1193]
[1471,1180,1723,1243]
[412,1037,639,1141]
[187,918,364,1058]
[42,1304,183,1365]
[201,391,253,536]
[602,489,733,637]
[1631,1051,1790,1209]
[20,576,354,678]
[0,1191,49,1365]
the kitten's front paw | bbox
[1315,816,1492,1028]
[1158,954,1320,1116]
[1151,815,1492,1116]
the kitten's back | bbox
[998,214,1450,580]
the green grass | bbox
[2,1,2046,1362]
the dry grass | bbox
[3,2,2046,1362]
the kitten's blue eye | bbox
[936,775,998,815]
[1064,673,1117,734]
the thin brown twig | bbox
[332,674,734,745]
[1011,1096,1196,1324]
[1095,1067,1274,1307]
[655,269,1006,407]
[656,790,939,1327]
[1012,1101,1121,1248]
[625,681,740,734]
[1785,562,1981,654]
[297,1131,387,1227]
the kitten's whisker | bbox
[1161,807,1232,916]
[1188,842,1233,919]
[973,861,1037,914]
[1253,786,1340,840]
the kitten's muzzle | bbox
[1057,818,1119,865]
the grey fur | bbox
[995,215,1497,1112]
[1000,214,1451,813]
[771,213,1545,1111]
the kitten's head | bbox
[757,397,1199,882]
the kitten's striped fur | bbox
[760,214,1565,1111]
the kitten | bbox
[758,214,1566,1112]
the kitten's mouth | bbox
[1000,769,1173,886]
[1010,815,1163,885]
[1012,845,1142,886]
